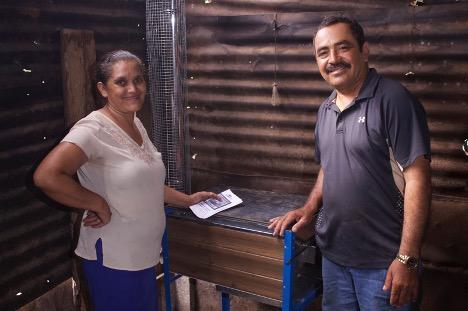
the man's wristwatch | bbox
[396,253,419,270]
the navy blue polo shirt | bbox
[314,68,430,268]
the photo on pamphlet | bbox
[205,193,230,210]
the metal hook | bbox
[462,139,468,157]
[409,0,424,7]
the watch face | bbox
[407,257,418,269]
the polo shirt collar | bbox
[324,68,380,111]
[355,68,380,102]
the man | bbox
[269,16,431,310]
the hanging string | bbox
[271,14,280,106]
[405,4,419,81]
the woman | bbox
[33,50,217,310]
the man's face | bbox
[314,23,369,93]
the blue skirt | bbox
[81,239,158,311]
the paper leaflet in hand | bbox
[189,189,242,219]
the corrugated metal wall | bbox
[0,1,145,309]
[186,0,468,198]
[185,1,468,310]
[1,0,467,309]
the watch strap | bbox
[396,253,419,270]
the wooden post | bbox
[60,29,96,128]
[189,277,197,310]
[60,28,96,311]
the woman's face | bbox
[97,60,146,114]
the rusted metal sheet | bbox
[0,1,145,309]
[423,195,468,267]
[420,195,468,311]
[185,2,468,310]
[186,0,408,16]
[186,4,468,198]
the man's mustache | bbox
[326,62,351,74]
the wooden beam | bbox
[189,277,197,311]
[59,28,96,311]
[60,28,96,127]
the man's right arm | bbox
[268,168,324,236]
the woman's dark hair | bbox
[94,50,146,106]
[314,16,366,51]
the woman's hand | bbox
[189,191,220,205]
[83,205,112,228]
[164,186,220,208]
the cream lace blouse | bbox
[62,110,166,271]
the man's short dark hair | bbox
[315,16,366,51]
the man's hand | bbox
[268,208,313,237]
[268,168,323,237]
[383,259,419,307]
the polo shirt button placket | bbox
[336,114,344,134]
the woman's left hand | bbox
[83,210,105,228]
[189,191,220,205]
